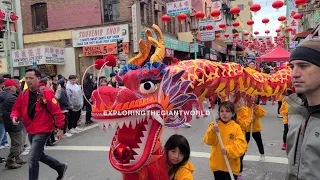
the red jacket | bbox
[10,86,65,134]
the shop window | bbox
[31,3,48,32]
[103,0,120,22]
[146,0,152,25]
[154,10,158,26]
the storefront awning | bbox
[293,30,313,41]
[12,46,66,67]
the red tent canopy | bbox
[256,46,290,62]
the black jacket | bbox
[0,91,23,132]
[83,73,94,99]
[56,79,70,111]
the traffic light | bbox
[117,39,123,53]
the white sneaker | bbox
[182,123,191,128]
[259,155,266,161]
[4,143,9,147]
[277,114,283,118]
[64,133,73,137]
[69,128,78,134]
[0,145,5,150]
[75,127,83,132]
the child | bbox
[280,89,292,150]
[165,134,194,180]
[245,101,267,161]
[235,98,251,180]
[204,101,247,180]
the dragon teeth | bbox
[131,118,137,129]
[117,120,125,129]
[110,121,117,129]
[124,120,131,128]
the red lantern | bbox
[286,27,293,32]
[219,23,226,31]
[276,29,281,33]
[293,13,303,20]
[211,10,221,19]
[278,16,286,24]
[205,24,213,30]
[195,11,205,20]
[234,33,239,37]
[265,30,270,35]
[0,10,5,19]
[254,31,259,35]
[215,34,220,38]
[177,13,187,24]
[247,20,254,26]
[10,13,18,21]
[224,33,230,38]
[272,0,284,11]
[250,4,261,15]
[161,15,171,25]
[232,22,240,27]
[259,38,263,41]
[295,0,308,9]
[244,32,250,36]
[230,7,241,18]
[262,18,269,26]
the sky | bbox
[252,0,287,37]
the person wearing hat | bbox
[0,79,26,169]
[108,72,118,88]
[286,39,320,180]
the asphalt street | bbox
[0,101,288,180]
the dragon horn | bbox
[128,29,152,67]
[149,24,165,63]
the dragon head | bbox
[91,24,197,173]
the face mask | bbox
[90,75,93,79]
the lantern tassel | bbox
[299,4,303,9]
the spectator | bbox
[108,73,118,88]
[0,79,26,169]
[10,68,68,180]
[83,72,94,125]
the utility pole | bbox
[5,6,12,76]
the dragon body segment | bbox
[90,24,291,179]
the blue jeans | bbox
[28,133,64,180]
[0,123,8,146]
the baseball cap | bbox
[4,79,20,87]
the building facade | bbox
[19,0,191,79]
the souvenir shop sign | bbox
[12,46,66,67]
[166,0,191,16]
[72,24,129,47]
[83,42,129,56]
[199,20,215,41]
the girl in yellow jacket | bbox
[165,134,194,180]
[279,89,292,150]
[246,103,267,161]
[204,101,247,180]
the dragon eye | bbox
[139,81,157,94]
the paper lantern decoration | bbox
[272,0,284,12]
[215,34,220,38]
[244,32,250,36]
[254,31,259,35]
[224,33,230,38]
[205,24,213,30]
[233,33,239,38]
[177,13,187,24]
[262,18,269,26]
[232,22,240,27]
[278,16,286,24]
[265,30,270,35]
[247,20,254,26]
[230,7,241,18]
[250,4,261,15]
[293,13,303,20]
[219,23,226,31]
[195,11,205,20]
[286,27,293,32]
[10,13,18,21]
[295,0,308,9]
[276,29,281,33]
[211,10,221,20]
[161,15,171,25]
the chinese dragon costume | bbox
[88,24,291,180]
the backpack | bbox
[22,86,56,126]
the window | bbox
[154,10,158,26]
[237,4,244,10]
[141,4,145,23]
[146,0,152,25]
[31,3,48,32]
[103,0,120,22]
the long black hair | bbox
[218,101,237,121]
[164,134,190,179]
